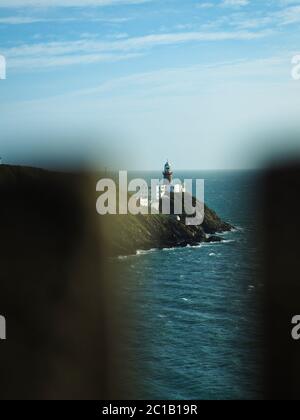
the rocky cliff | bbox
[0,164,232,257]
[109,205,232,256]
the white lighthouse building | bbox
[155,161,186,200]
[139,161,186,209]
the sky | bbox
[0,0,300,169]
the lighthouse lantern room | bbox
[163,161,173,184]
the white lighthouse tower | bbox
[156,161,186,200]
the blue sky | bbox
[0,0,300,169]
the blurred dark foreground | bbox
[0,165,130,400]
[263,161,300,400]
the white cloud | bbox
[196,2,215,9]
[0,15,132,25]
[59,55,289,100]
[222,0,249,7]
[11,52,142,69]
[4,29,271,70]
[0,17,47,24]
[275,5,300,25]
[280,0,300,5]
[0,0,150,7]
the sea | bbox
[112,170,264,400]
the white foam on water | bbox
[234,226,245,232]
[201,242,222,248]
[218,230,231,236]
[136,248,158,256]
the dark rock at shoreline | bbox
[205,235,223,243]
[109,210,232,256]
[109,194,233,256]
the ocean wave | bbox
[232,226,244,232]
[201,242,220,248]
[120,238,236,259]
[136,248,158,256]
[218,230,231,236]
[183,243,202,249]
[217,226,243,236]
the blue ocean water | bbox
[114,171,264,400]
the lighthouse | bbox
[155,161,186,200]
[163,160,173,184]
